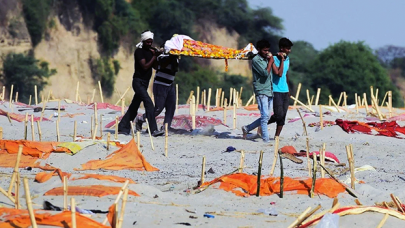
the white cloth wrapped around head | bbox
[136,31,154,48]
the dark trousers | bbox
[268,92,289,126]
[151,83,176,128]
[118,78,157,132]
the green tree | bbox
[307,41,402,106]
[22,0,53,46]
[1,52,56,103]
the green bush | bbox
[307,41,402,106]
[90,58,118,98]
[1,52,56,103]
[22,0,53,46]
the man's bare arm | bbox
[271,54,285,77]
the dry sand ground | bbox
[1,100,405,228]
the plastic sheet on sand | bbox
[201,173,345,198]
[44,185,140,197]
[74,139,159,171]
[0,208,110,228]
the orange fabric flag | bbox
[0,151,39,168]
[72,174,136,184]
[0,140,70,158]
[44,185,140,197]
[201,173,346,198]
[35,169,71,183]
[0,208,110,228]
[75,139,159,171]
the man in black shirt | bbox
[118,30,164,137]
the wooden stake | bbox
[363,93,369,112]
[233,103,236,129]
[388,91,392,118]
[115,86,131,105]
[329,95,340,112]
[215,88,219,107]
[191,95,196,130]
[270,136,279,176]
[343,91,347,108]
[287,206,312,228]
[107,133,110,151]
[24,113,28,140]
[290,95,314,112]
[98,81,104,103]
[297,109,308,136]
[293,83,302,107]
[117,188,129,228]
[56,120,60,142]
[245,94,254,107]
[321,143,326,178]
[175,84,178,113]
[279,150,284,198]
[337,92,343,106]
[15,92,18,103]
[310,156,317,198]
[346,145,355,189]
[8,145,23,195]
[229,88,233,106]
[196,86,200,112]
[37,121,42,141]
[380,92,388,107]
[207,88,211,111]
[221,91,225,108]
[63,176,68,211]
[355,93,359,113]
[256,150,264,197]
[9,84,14,107]
[223,98,227,125]
[31,115,35,141]
[390,194,404,213]
[92,104,98,140]
[15,173,20,209]
[72,121,77,142]
[0,127,2,139]
[23,178,38,228]
[102,180,130,225]
[71,198,77,228]
[186,90,194,104]
[39,99,47,122]
[115,116,118,140]
[294,205,322,227]
[165,123,168,157]
[332,197,339,208]
[306,138,311,177]
[306,89,311,108]
[238,150,245,173]
[201,156,206,185]
[319,105,324,130]
[377,213,389,228]
[99,114,103,139]
[145,118,155,151]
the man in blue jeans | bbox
[242,39,283,142]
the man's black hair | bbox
[256,39,270,50]
[279,37,293,48]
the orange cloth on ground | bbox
[34,168,71,183]
[201,173,346,198]
[44,185,140,197]
[280,146,298,154]
[244,104,258,111]
[0,208,110,228]
[0,140,70,158]
[0,150,39,168]
[72,174,136,184]
[107,203,117,227]
[75,138,159,171]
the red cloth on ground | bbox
[336,119,405,138]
